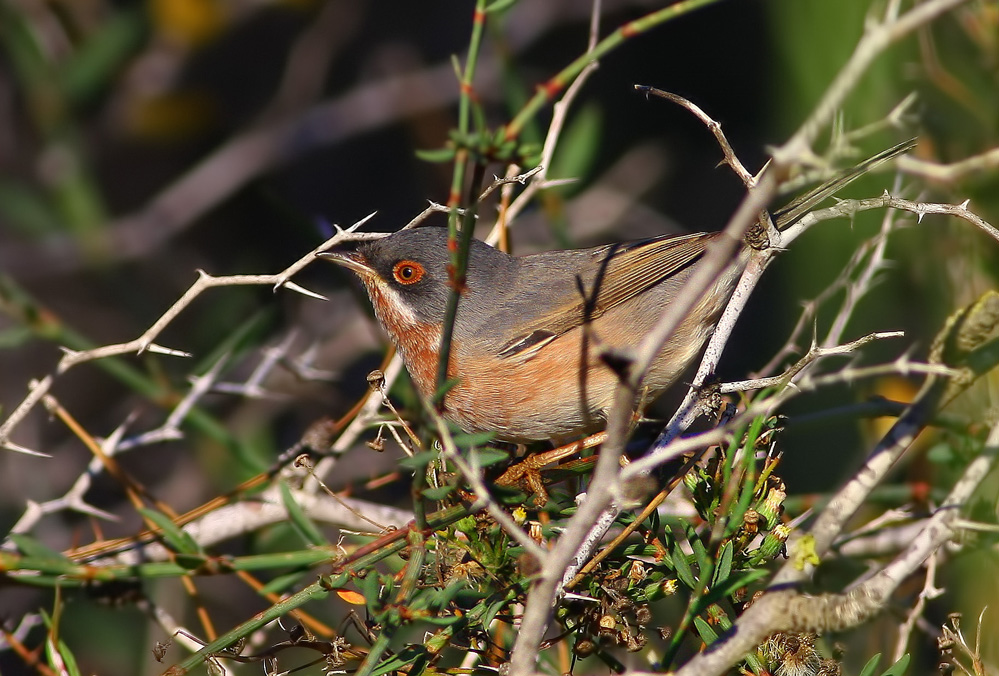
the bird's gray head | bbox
[322,226,516,324]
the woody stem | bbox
[437,161,488,397]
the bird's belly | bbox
[443,357,615,442]
[440,305,718,442]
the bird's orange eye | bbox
[392,260,424,285]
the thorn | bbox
[519,166,543,182]
[917,211,925,223]
[145,343,193,358]
[3,441,51,457]
[278,280,328,301]
[70,500,120,522]
[188,351,231,389]
[338,211,377,234]
[540,177,578,189]
[429,200,463,215]
[882,188,890,197]
[299,340,320,363]
[160,428,184,441]
[960,199,970,210]
[104,411,139,451]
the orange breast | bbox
[446,328,619,441]
[364,281,442,400]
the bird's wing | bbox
[497,232,716,361]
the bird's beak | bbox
[316,249,375,277]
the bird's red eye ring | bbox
[392,260,425,285]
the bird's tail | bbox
[772,138,916,230]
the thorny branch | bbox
[0,214,380,457]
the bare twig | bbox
[293,454,391,534]
[770,0,971,175]
[755,198,901,378]
[899,146,999,183]
[0,214,376,456]
[211,332,300,399]
[720,331,905,393]
[893,553,943,661]
[635,86,755,188]
[3,353,230,539]
[87,485,411,568]
[786,193,999,244]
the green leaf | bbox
[692,616,718,645]
[138,508,202,555]
[174,553,209,570]
[645,506,661,533]
[421,612,465,627]
[712,541,734,588]
[858,653,882,676]
[422,485,456,501]
[40,609,82,676]
[688,526,711,575]
[451,431,497,448]
[880,654,910,676]
[702,569,768,607]
[258,570,305,596]
[485,0,520,14]
[60,9,144,104]
[0,6,50,86]
[398,450,439,471]
[620,543,662,558]
[671,548,696,590]
[8,534,71,564]
[371,645,429,676]
[455,515,478,535]
[415,147,456,163]
[279,482,328,547]
[468,446,511,467]
[46,634,83,676]
[323,572,351,589]
[360,571,382,613]
[0,325,34,349]
[482,596,509,626]
[743,652,766,674]
[926,443,956,465]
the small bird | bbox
[325,227,735,441]
[322,141,914,442]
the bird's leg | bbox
[495,431,608,506]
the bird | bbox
[321,140,915,442]
[324,226,735,442]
